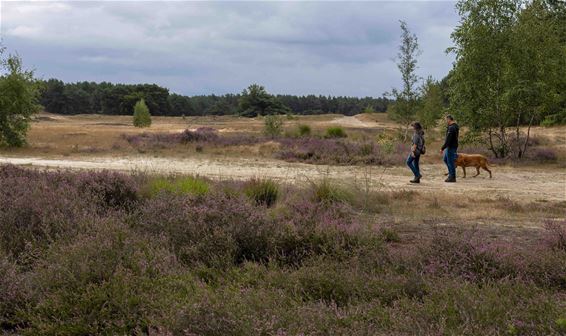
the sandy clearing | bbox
[1,155,564,203]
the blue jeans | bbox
[406,153,421,178]
[443,148,458,178]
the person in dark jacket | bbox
[406,122,425,183]
[440,115,459,182]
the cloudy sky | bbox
[1,1,459,97]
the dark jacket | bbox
[412,130,425,155]
[441,123,459,150]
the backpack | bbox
[418,138,426,155]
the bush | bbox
[0,165,96,258]
[136,192,275,267]
[325,126,347,138]
[529,147,557,163]
[243,178,279,207]
[264,114,283,138]
[133,98,151,128]
[76,170,139,209]
[145,176,210,197]
[312,179,353,205]
[297,124,311,137]
[24,220,184,335]
[0,251,28,330]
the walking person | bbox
[406,122,425,183]
[441,115,459,182]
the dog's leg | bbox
[462,167,466,178]
[474,167,480,177]
[483,166,492,178]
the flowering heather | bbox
[276,137,406,165]
[0,165,564,335]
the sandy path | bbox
[1,155,564,202]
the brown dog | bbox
[445,153,492,178]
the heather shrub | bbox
[543,220,566,251]
[387,280,564,335]
[75,170,139,209]
[528,147,558,163]
[144,176,210,197]
[24,220,184,335]
[179,127,220,143]
[0,251,28,330]
[136,192,275,267]
[325,126,347,138]
[297,124,311,137]
[0,166,95,258]
[243,178,279,207]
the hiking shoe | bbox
[410,177,420,184]
[445,176,456,183]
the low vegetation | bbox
[0,165,564,335]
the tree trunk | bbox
[520,115,535,159]
[488,128,499,158]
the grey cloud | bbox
[1,1,459,96]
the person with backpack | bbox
[406,121,425,183]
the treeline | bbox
[39,79,389,117]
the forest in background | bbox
[38,79,390,117]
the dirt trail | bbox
[1,155,564,202]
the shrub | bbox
[145,176,210,197]
[529,147,557,163]
[297,124,311,137]
[76,170,139,209]
[133,98,151,128]
[243,178,279,207]
[0,251,28,330]
[24,220,184,335]
[312,179,353,205]
[543,220,566,251]
[0,165,96,258]
[264,114,283,138]
[325,126,347,138]
[136,192,275,267]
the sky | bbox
[0,1,459,97]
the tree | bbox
[133,99,151,128]
[449,0,565,158]
[417,77,445,129]
[0,50,40,147]
[263,114,283,138]
[388,20,422,139]
[238,84,290,117]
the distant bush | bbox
[133,98,151,128]
[145,176,209,197]
[529,147,558,163]
[297,124,311,137]
[243,178,279,207]
[264,115,283,138]
[325,126,347,138]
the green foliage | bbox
[312,179,353,204]
[297,124,311,137]
[133,98,151,128]
[417,77,445,129]
[449,0,566,158]
[238,84,290,117]
[243,179,279,207]
[145,176,209,197]
[325,126,347,138]
[388,21,421,128]
[263,114,284,137]
[0,50,40,147]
